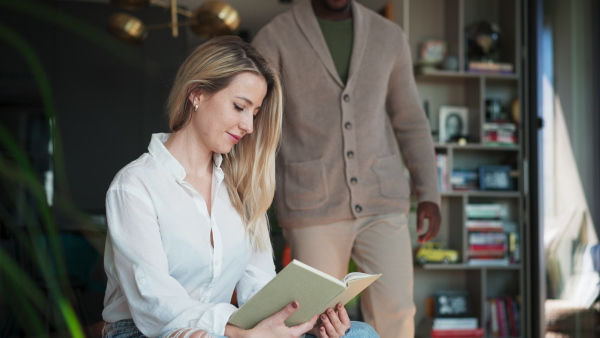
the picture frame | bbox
[479,165,514,190]
[439,106,469,143]
[434,290,472,318]
[419,39,447,67]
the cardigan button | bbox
[355,204,363,213]
[346,150,354,159]
[344,122,352,130]
[350,177,358,185]
[343,94,350,102]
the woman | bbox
[102,36,378,338]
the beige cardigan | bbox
[253,0,440,228]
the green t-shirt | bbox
[317,17,354,84]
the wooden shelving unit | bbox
[397,0,527,337]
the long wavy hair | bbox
[166,36,282,252]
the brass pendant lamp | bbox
[107,0,240,44]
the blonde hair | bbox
[166,36,282,252]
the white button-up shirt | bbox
[102,133,275,337]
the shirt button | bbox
[344,122,352,130]
[355,204,363,213]
[343,94,350,102]
[346,151,354,159]
[139,278,146,285]
[215,260,221,267]
[350,177,358,185]
[201,297,208,303]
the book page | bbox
[319,274,381,314]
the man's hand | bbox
[416,201,441,243]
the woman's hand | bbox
[307,303,351,338]
[225,301,318,338]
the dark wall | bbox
[0,1,189,215]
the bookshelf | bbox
[397,0,527,337]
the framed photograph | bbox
[439,106,469,143]
[419,39,447,66]
[479,165,514,190]
[434,290,472,317]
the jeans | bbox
[103,319,378,338]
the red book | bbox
[431,328,484,337]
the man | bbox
[253,1,441,337]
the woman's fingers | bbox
[289,314,319,336]
[270,300,300,323]
[317,304,351,338]
[336,303,351,326]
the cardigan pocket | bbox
[284,159,328,210]
[373,154,410,198]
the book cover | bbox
[228,260,381,329]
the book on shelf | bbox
[431,328,484,337]
[228,259,381,329]
[468,245,506,258]
[465,204,507,219]
[433,317,478,329]
[467,257,510,266]
[467,61,514,74]
[436,153,449,191]
[508,232,521,264]
[465,220,504,231]
[482,122,517,145]
[487,296,520,337]
[468,232,507,245]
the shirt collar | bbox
[148,133,224,182]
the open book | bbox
[228,259,381,329]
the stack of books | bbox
[482,122,517,145]
[465,204,510,266]
[467,61,514,74]
[487,296,521,337]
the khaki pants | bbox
[282,213,415,338]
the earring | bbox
[194,103,198,111]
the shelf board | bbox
[417,263,522,270]
[434,143,520,151]
[441,190,520,198]
[415,69,519,80]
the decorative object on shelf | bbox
[465,20,501,63]
[485,98,506,122]
[441,55,459,71]
[107,0,240,44]
[439,106,469,143]
[479,165,514,190]
[510,98,520,124]
[415,242,459,265]
[418,39,447,71]
[464,21,514,74]
[434,290,472,318]
[450,169,479,191]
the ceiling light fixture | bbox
[107,0,240,44]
